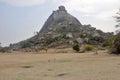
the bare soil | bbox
[0,49,120,80]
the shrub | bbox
[102,41,108,47]
[72,44,80,52]
[109,36,115,46]
[84,45,93,51]
[0,47,10,53]
[110,33,120,55]
[21,42,31,48]
[102,37,114,47]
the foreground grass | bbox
[0,50,120,80]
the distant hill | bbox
[10,6,113,51]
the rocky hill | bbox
[10,6,113,50]
[40,6,82,33]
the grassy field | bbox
[0,49,120,80]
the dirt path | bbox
[0,51,120,80]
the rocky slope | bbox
[10,6,113,50]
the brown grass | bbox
[0,49,120,80]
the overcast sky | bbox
[0,0,120,46]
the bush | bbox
[72,44,80,52]
[0,47,10,53]
[102,37,114,47]
[109,36,115,46]
[102,41,108,47]
[110,33,120,55]
[84,45,93,51]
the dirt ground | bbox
[0,49,120,80]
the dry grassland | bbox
[0,49,120,80]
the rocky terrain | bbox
[10,6,113,51]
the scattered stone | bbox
[57,73,68,77]
[21,66,33,68]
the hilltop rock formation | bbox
[40,5,82,33]
[10,6,113,50]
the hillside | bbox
[10,6,113,51]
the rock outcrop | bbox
[40,5,82,33]
[10,6,113,50]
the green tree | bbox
[114,9,120,33]
[111,9,120,54]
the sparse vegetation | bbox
[110,9,120,55]
[0,47,11,53]
[21,42,31,48]
[102,37,114,47]
[102,41,110,47]
[84,45,93,51]
[111,33,120,54]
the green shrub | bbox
[102,41,110,47]
[0,47,10,53]
[72,44,80,52]
[102,37,114,47]
[109,36,115,47]
[111,33,120,55]
[84,45,93,51]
